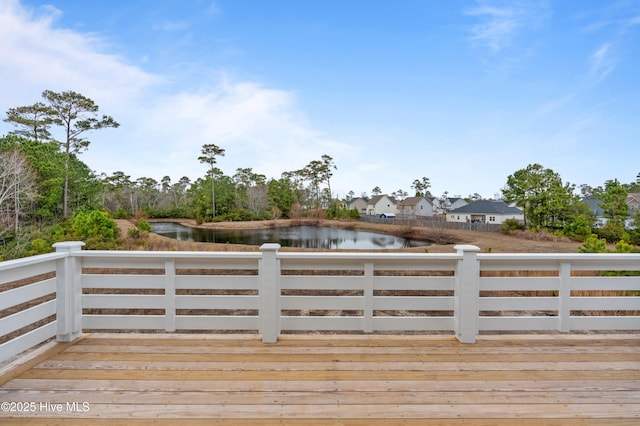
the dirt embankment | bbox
[121,218,583,253]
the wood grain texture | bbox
[1,333,639,423]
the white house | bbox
[367,195,398,216]
[346,197,368,215]
[432,197,468,214]
[397,196,434,218]
[447,200,523,224]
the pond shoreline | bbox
[134,218,453,252]
[149,220,432,250]
[128,218,582,253]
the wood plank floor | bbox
[0,333,639,425]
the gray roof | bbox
[398,196,430,207]
[450,200,521,215]
[582,197,605,217]
[346,197,367,206]
[368,194,397,205]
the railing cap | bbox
[52,241,86,253]
[260,243,281,251]
[454,244,480,253]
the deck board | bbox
[1,333,639,424]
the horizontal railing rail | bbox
[78,249,262,334]
[477,253,640,333]
[277,250,461,337]
[1,241,639,363]
[0,251,66,363]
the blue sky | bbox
[1,0,639,199]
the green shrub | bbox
[500,218,524,234]
[326,202,357,220]
[27,238,53,256]
[562,215,592,241]
[137,218,152,232]
[615,240,635,253]
[578,234,607,253]
[145,207,190,218]
[127,218,152,240]
[112,207,129,219]
[594,222,628,243]
[70,210,120,249]
[222,208,255,221]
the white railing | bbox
[0,251,65,363]
[478,253,640,332]
[1,241,639,363]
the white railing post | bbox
[259,243,281,343]
[558,262,571,332]
[363,262,374,333]
[165,259,176,332]
[454,245,480,344]
[53,241,85,342]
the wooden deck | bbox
[0,333,639,425]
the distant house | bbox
[583,197,608,227]
[432,197,468,214]
[627,193,640,214]
[346,197,368,215]
[398,196,434,218]
[446,200,523,224]
[367,195,398,216]
[583,196,639,229]
[627,193,640,229]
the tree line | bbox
[0,90,352,259]
[1,90,639,259]
[502,163,640,248]
[0,131,347,258]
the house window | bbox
[489,216,496,222]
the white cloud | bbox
[0,0,357,191]
[466,4,519,51]
[465,0,550,52]
[125,79,350,180]
[106,78,358,187]
[0,0,159,109]
[34,4,63,21]
[589,43,614,82]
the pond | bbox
[150,222,431,250]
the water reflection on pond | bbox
[150,222,430,250]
